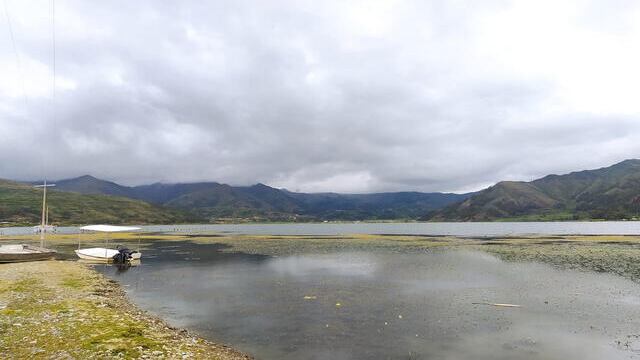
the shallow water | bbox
[5,221,640,236]
[96,241,640,359]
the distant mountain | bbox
[0,179,197,226]
[287,191,470,220]
[158,183,304,220]
[22,159,640,223]
[54,175,132,197]
[428,159,640,221]
[36,176,473,222]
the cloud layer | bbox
[2,0,640,192]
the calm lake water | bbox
[5,221,640,236]
[95,241,640,360]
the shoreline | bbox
[0,260,251,359]
[4,233,640,358]
[3,218,640,230]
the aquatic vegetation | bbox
[477,237,640,282]
[10,232,640,283]
[149,233,640,283]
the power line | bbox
[46,0,56,181]
[52,0,55,108]
[2,0,28,109]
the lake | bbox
[4,221,640,236]
[95,240,640,359]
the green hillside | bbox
[44,176,471,221]
[429,159,640,221]
[0,179,197,226]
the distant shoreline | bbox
[3,220,640,240]
[2,218,640,227]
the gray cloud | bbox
[2,0,640,193]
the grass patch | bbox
[61,277,90,289]
[8,278,41,292]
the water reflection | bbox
[113,259,140,273]
[96,242,640,359]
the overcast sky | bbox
[1,0,640,193]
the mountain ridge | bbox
[29,175,472,221]
[428,159,640,221]
[16,158,640,223]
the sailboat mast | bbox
[40,180,47,245]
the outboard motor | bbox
[112,245,135,264]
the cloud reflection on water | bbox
[98,243,640,359]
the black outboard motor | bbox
[112,245,136,264]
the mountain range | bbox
[5,158,640,225]
[49,175,471,222]
[428,159,640,221]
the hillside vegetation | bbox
[51,176,471,221]
[429,159,640,221]
[0,179,196,226]
[12,159,640,223]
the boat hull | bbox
[0,245,56,263]
[75,248,141,261]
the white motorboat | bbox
[76,225,142,262]
[75,247,141,261]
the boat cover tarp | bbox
[80,225,141,232]
[76,247,120,258]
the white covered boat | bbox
[80,225,141,233]
[76,225,142,262]
[75,247,141,261]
